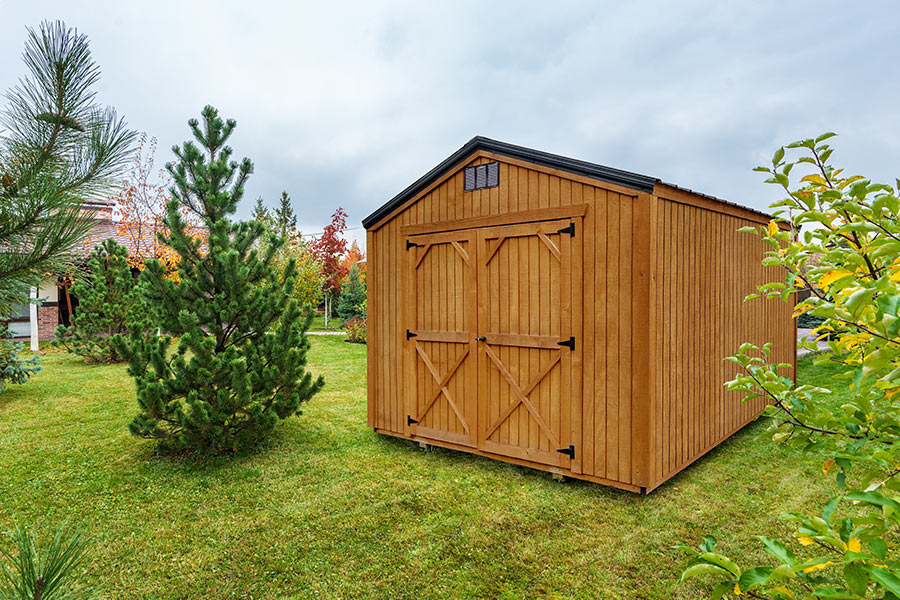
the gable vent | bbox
[464,161,500,192]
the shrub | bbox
[0,328,40,393]
[796,312,826,329]
[678,134,900,598]
[54,239,151,363]
[344,317,366,344]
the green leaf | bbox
[878,293,900,318]
[845,561,868,596]
[866,565,900,596]
[757,536,798,567]
[700,535,717,553]
[815,132,837,143]
[681,562,731,582]
[699,552,741,576]
[845,288,873,317]
[823,497,839,524]
[869,537,887,559]
[773,146,785,165]
[710,582,732,600]
[846,491,900,513]
[738,566,772,591]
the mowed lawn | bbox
[0,337,840,599]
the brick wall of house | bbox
[37,303,58,340]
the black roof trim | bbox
[363,136,658,229]
[363,136,776,229]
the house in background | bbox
[7,199,134,350]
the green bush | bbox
[797,312,826,329]
[54,239,151,363]
[344,317,366,344]
[0,329,40,393]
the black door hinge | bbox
[407,415,419,426]
[557,444,575,459]
[557,336,575,350]
[406,240,420,250]
[557,222,575,237]
[406,329,418,340]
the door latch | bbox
[475,336,486,342]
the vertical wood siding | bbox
[649,197,795,489]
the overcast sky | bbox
[3,2,899,246]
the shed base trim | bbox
[374,427,644,494]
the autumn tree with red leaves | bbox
[308,207,348,326]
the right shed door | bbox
[475,219,582,472]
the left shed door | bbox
[404,230,478,447]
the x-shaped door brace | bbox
[482,344,561,447]
[413,344,471,434]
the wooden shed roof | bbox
[362,136,775,230]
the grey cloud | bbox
[2,1,899,248]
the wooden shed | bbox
[362,137,795,493]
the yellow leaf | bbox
[819,270,852,289]
[802,560,836,573]
[847,538,861,553]
[798,537,815,546]
[793,304,814,318]
[734,583,742,596]
[801,174,828,186]
[822,459,836,475]
[768,220,779,237]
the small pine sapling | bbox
[337,263,366,320]
[116,106,325,454]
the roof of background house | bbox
[73,200,138,258]
[362,136,774,229]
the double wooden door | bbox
[404,218,582,472]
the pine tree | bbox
[274,191,297,239]
[117,106,324,454]
[337,263,366,320]
[54,239,150,363]
[251,196,270,225]
[0,21,135,318]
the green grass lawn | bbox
[0,340,842,599]
[308,314,344,331]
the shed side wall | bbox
[649,193,795,489]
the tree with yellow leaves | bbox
[115,133,202,279]
[678,135,900,599]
